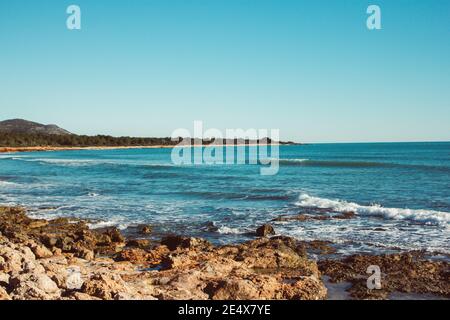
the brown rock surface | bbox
[319,252,450,299]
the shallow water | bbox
[0,142,449,256]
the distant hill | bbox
[0,119,72,135]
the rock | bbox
[319,252,450,299]
[68,292,102,300]
[81,273,131,300]
[31,244,53,259]
[27,220,49,229]
[256,224,275,237]
[98,227,125,243]
[126,239,151,249]
[0,272,10,285]
[75,248,95,261]
[0,286,11,300]
[138,225,152,235]
[10,273,60,300]
[209,277,277,300]
[161,236,212,251]
[114,248,153,264]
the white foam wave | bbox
[295,194,450,226]
[216,226,245,235]
[0,180,20,187]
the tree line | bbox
[0,133,177,147]
[0,133,290,147]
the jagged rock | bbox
[9,273,60,300]
[98,227,125,243]
[319,252,450,299]
[115,248,152,264]
[0,272,10,285]
[161,236,212,251]
[75,248,95,261]
[31,244,53,259]
[81,273,131,300]
[126,239,151,249]
[0,286,11,300]
[68,292,102,300]
[138,225,152,235]
[256,224,275,237]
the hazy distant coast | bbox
[0,119,297,153]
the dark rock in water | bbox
[335,211,356,219]
[256,224,275,237]
[202,221,219,232]
[138,225,152,235]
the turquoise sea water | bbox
[0,142,449,256]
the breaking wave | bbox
[296,194,450,226]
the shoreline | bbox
[0,143,292,154]
[1,206,448,300]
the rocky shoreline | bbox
[0,206,448,300]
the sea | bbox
[1,142,449,257]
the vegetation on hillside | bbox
[0,133,177,147]
[0,133,289,147]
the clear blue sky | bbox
[1,0,449,142]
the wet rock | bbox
[319,252,450,299]
[94,227,125,243]
[299,240,337,255]
[138,225,152,235]
[256,224,275,237]
[161,236,212,251]
[0,206,334,300]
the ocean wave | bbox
[11,157,176,169]
[216,226,246,235]
[295,194,450,226]
[277,159,450,172]
[0,180,20,187]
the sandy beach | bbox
[0,143,287,154]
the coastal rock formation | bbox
[256,224,276,237]
[319,252,450,299]
[0,206,327,300]
[1,206,448,300]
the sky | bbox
[0,0,449,143]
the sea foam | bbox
[296,193,450,226]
